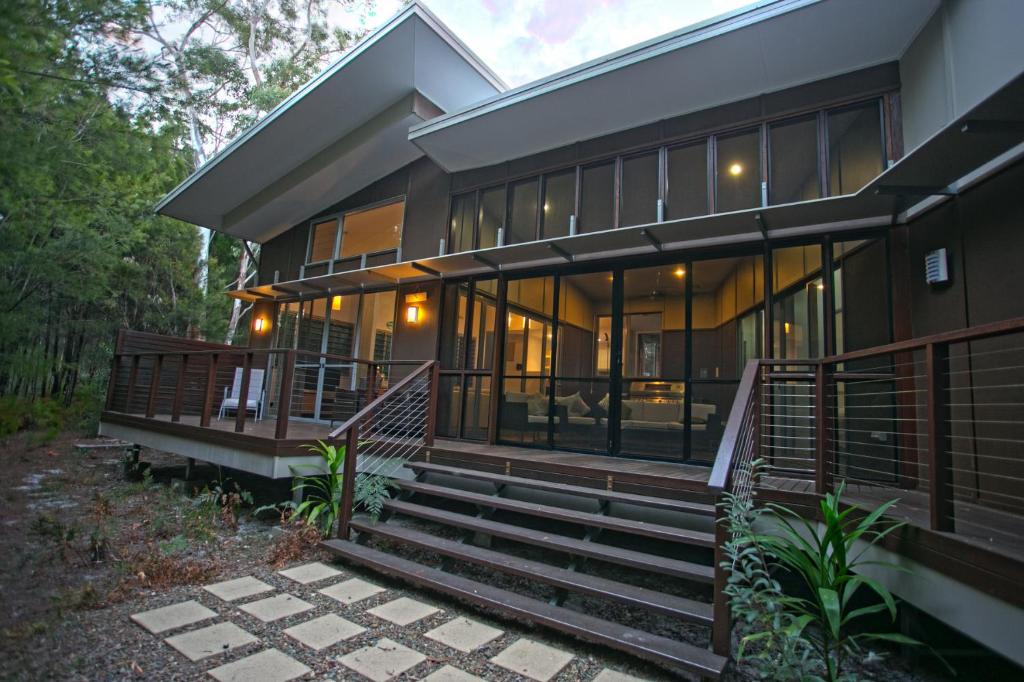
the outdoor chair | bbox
[218,367,266,421]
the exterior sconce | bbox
[404,291,428,325]
[332,295,342,311]
[253,316,269,333]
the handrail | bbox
[824,316,1024,364]
[327,361,435,440]
[708,359,761,493]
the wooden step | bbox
[383,499,715,584]
[407,461,716,516]
[351,518,713,625]
[395,479,715,547]
[323,539,727,679]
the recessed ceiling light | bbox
[729,162,743,176]
[674,266,686,277]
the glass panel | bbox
[666,141,708,219]
[715,129,761,213]
[448,192,475,254]
[297,298,328,353]
[275,302,300,349]
[769,115,820,204]
[340,201,404,257]
[541,170,576,239]
[772,245,824,359]
[690,255,764,462]
[355,290,396,370]
[325,295,357,357]
[828,101,884,195]
[308,219,338,263]
[437,374,461,438]
[501,276,554,445]
[439,283,470,369]
[578,161,615,233]
[462,375,492,440]
[507,177,539,244]
[619,151,659,227]
[469,281,497,370]
[477,186,505,250]
[833,239,889,355]
[319,294,359,422]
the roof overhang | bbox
[156,2,505,243]
[233,69,1024,304]
[410,0,940,172]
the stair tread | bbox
[323,539,727,678]
[407,461,716,516]
[383,499,714,583]
[351,518,713,625]
[395,479,714,547]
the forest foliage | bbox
[0,0,372,421]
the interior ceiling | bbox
[411,0,940,172]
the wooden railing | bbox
[329,360,440,539]
[709,317,1024,655]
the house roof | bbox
[409,0,940,172]
[154,1,505,243]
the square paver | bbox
[130,600,216,634]
[164,622,258,661]
[238,593,314,623]
[277,561,342,585]
[425,617,503,653]
[207,648,310,682]
[204,576,274,602]
[319,577,385,605]
[593,670,650,682]
[284,613,365,651]
[337,637,426,682]
[491,638,574,682]
[421,665,487,682]
[366,596,439,626]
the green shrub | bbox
[289,440,347,537]
[354,473,398,522]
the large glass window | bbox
[772,244,824,359]
[666,141,708,219]
[507,178,539,244]
[448,193,475,254]
[578,161,615,233]
[828,101,884,195]
[477,186,505,250]
[715,129,761,213]
[340,201,403,258]
[619,151,659,227]
[769,115,821,205]
[501,276,554,444]
[308,219,338,263]
[541,170,576,239]
[438,279,497,440]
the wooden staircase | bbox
[323,456,729,679]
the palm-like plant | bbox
[289,440,346,537]
[760,482,919,680]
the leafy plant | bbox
[289,440,347,537]
[192,478,254,531]
[354,473,398,522]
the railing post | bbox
[235,352,253,433]
[338,427,359,539]
[125,355,141,414]
[425,361,439,446]
[275,350,295,439]
[367,363,378,404]
[171,354,187,423]
[105,354,120,411]
[201,353,218,428]
[814,361,831,494]
[146,354,163,418]
[712,492,731,657]
[926,342,954,532]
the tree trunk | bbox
[223,244,251,344]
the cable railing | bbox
[328,360,440,539]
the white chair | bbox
[218,367,266,421]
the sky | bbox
[338,0,754,87]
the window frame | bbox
[305,195,406,270]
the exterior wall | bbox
[900,0,1024,150]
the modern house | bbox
[99,0,1024,677]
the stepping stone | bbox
[337,637,426,682]
[425,617,503,653]
[239,593,314,623]
[593,670,650,682]
[491,638,574,682]
[130,600,216,634]
[421,665,487,682]
[284,614,365,651]
[164,622,257,661]
[207,648,310,682]
[204,576,274,602]
[277,561,341,585]
[366,596,439,626]
[319,577,384,605]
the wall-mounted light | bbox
[253,316,269,334]
[406,305,420,324]
[674,266,686,278]
[729,162,743,176]
[404,291,428,325]
[331,295,342,311]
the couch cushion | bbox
[555,391,590,417]
[691,402,717,421]
[643,401,679,424]
[526,393,548,416]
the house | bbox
[99,0,1024,677]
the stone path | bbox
[129,561,656,681]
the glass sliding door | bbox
[500,276,555,444]
[438,279,497,441]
